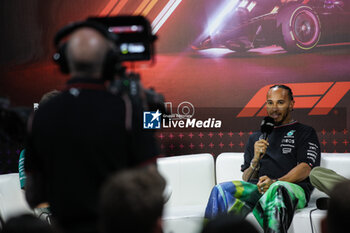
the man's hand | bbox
[242,139,269,181]
[257,175,275,194]
[253,139,269,161]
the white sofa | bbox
[158,153,350,233]
[1,153,349,233]
[0,173,33,223]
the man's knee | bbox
[269,181,287,191]
[309,166,324,185]
[267,181,297,199]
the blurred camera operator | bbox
[24,21,159,233]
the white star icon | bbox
[151,110,162,122]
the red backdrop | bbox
[0,0,349,172]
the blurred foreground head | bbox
[1,214,55,233]
[99,166,165,233]
[66,27,114,78]
[325,180,350,233]
[202,214,259,233]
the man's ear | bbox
[321,217,328,233]
[289,99,295,112]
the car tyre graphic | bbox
[279,5,321,52]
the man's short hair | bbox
[327,180,350,233]
[269,84,294,101]
[99,167,165,233]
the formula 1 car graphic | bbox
[193,0,350,52]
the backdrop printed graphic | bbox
[0,0,349,173]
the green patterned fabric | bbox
[205,181,306,233]
[253,181,306,232]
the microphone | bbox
[260,116,275,140]
[247,116,275,183]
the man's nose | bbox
[271,103,278,110]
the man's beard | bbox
[273,112,289,126]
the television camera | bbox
[53,15,165,115]
[88,16,165,114]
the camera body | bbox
[88,16,165,114]
[88,15,157,62]
[109,70,165,114]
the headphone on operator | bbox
[53,20,119,79]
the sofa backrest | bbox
[216,152,244,184]
[320,153,350,178]
[157,153,215,207]
[215,152,350,183]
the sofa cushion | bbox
[157,154,215,233]
[0,173,33,222]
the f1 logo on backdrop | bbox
[237,82,350,117]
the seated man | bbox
[205,85,321,233]
[19,90,60,223]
